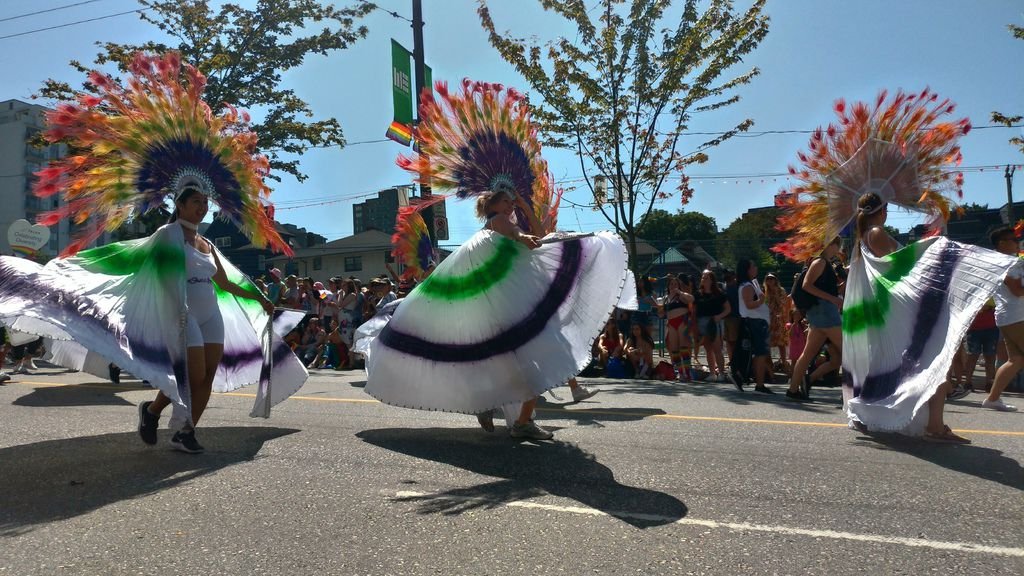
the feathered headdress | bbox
[34,52,291,257]
[390,196,444,281]
[397,79,560,234]
[774,88,970,262]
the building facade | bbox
[0,99,71,258]
[352,186,412,234]
[203,213,308,279]
[266,229,396,282]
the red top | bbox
[969,302,996,331]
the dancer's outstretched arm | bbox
[210,251,274,313]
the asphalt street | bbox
[0,364,1021,575]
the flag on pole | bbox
[387,40,414,146]
[386,121,413,146]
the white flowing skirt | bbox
[365,229,628,414]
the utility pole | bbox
[412,0,435,247]
[1006,164,1016,223]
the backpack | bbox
[790,263,819,312]
[654,360,676,381]
[729,319,754,384]
[605,357,628,379]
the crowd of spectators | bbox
[587,236,1008,404]
[257,268,401,371]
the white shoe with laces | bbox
[571,385,599,403]
[981,398,1018,412]
[510,420,553,440]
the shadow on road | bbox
[357,427,688,528]
[587,378,845,411]
[856,434,1024,491]
[0,426,299,537]
[12,383,147,408]
[533,396,666,425]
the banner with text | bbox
[387,40,414,146]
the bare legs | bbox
[147,343,223,426]
[787,326,841,396]
[701,335,725,379]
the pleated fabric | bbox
[843,237,1017,434]
[0,223,307,427]
[365,229,628,414]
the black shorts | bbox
[10,337,44,360]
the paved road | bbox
[0,365,1021,575]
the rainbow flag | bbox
[386,121,412,146]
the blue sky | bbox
[2,0,1023,244]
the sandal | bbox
[923,425,971,445]
[476,410,495,433]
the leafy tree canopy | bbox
[37,0,372,182]
[635,208,717,247]
[716,207,779,271]
[991,24,1024,155]
[478,0,769,269]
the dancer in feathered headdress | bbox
[774,88,1017,441]
[774,88,969,262]
[0,53,307,453]
[34,51,290,257]
[361,79,625,440]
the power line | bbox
[266,138,393,153]
[663,123,1022,139]
[0,0,109,23]
[0,6,150,41]
[358,1,412,23]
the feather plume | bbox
[390,195,447,281]
[774,88,969,262]
[397,79,556,236]
[35,52,291,257]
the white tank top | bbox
[186,243,217,282]
[738,280,770,321]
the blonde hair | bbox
[855,193,885,241]
[474,190,513,220]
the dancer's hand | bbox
[519,234,541,249]
[258,296,275,314]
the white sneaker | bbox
[981,398,1018,412]
[510,420,553,440]
[571,385,599,403]
[0,372,10,383]
[28,359,39,370]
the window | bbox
[313,256,322,271]
[214,237,231,248]
[344,256,362,272]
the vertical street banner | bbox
[386,39,413,146]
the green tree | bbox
[635,208,717,245]
[716,207,780,271]
[958,202,991,213]
[991,23,1024,155]
[478,0,769,270]
[37,0,372,182]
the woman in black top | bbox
[786,236,844,400]
[695,269,731,382]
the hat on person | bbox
[269,268,282,280]
[313,281,324,290]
